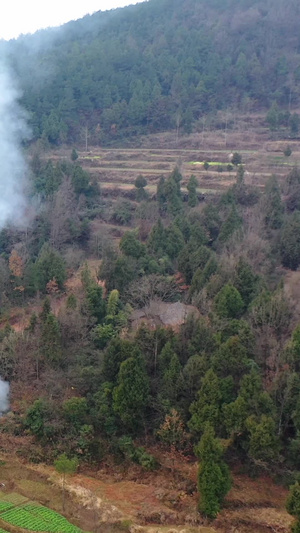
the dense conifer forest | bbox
[3,0,300,144]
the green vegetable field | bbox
[0,494,82,533]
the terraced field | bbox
[59,143,300,196]
[0,493,82,533]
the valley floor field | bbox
[0,448,293,533]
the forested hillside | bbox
[1,145,300,528]
[2,0,300,530]
[4,0,300,144]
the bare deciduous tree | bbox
[49,177,78,249]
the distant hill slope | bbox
[4,0,300,144]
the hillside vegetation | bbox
[3,0,300,143]
[0,140,300,529]
[2,0,300,531]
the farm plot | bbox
[0,499,82,533]
[1,493,29,505]
[24,504,82,533]
[0,503,13,512]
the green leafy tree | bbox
[202,204,221,241]
[71,148,78,161]
[234,258,259,307]
[236,164,245,184]
[135,175,148,201]
[54,454,79,511]
[215,284,244,319]
[92,323,115,349]
[189,222,209,248]
[40,297,51,323]
[195,425,231,518]
[71,164,90,195]
[246,415,279,463]
[86,283,106,323]
[264,175,284,229]
[218,205,241,243]
[112,200,133,226]
[41,312,62,365]
[148,219,165,256]
[63,397,88,429]
[266,102,280,131]
[120,231,146,259]
[103,338,136,382]
[170,167,182,195]
[93,382,118,436]
[158,341,177,374]
[284,145,292,157]
[36,245,66,292]
[288,325,300,372]
[189,249,217,291]
[164,224,185,259]
[165,177,182,216]
[178,243,211,284]
[212,336,249,385]
[25,399,49,440]
[107,289,120,318]
[231,152,242,166]
[160,353,182,405]
[287,483,300,533]
[187,175,198,207]
[290,113,300,137]
[280,212,300,270]
[102,255,136,294]
[33,160,63,198]
[189,370,222,437]
[224,369,275,451]
[157,177,167,213]
[42,110,66,145]
[113,354,149,432]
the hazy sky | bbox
[0,0,145,41]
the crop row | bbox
[0,502,13,512]
[1,508,48,531]
[24,505,81,533]
[1,505,82,533]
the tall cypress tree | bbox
[113,354,149,432]
[195,425,231,518]
[264,175,284,229]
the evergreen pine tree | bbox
[189,369,222,437]
[280,212,300,270]
[113,354,149,432]
[195,425,231,518]
[264,175,284,229]
[187,175,198,207]
[287,482,300,533]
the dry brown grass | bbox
[46,115,297,195]
[0,447,294,533]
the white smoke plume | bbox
[0,378,9,414]
[0,61,30,413]
[0,61,30,229]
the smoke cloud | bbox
[0,61,30,229]
[0,378,9,414]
